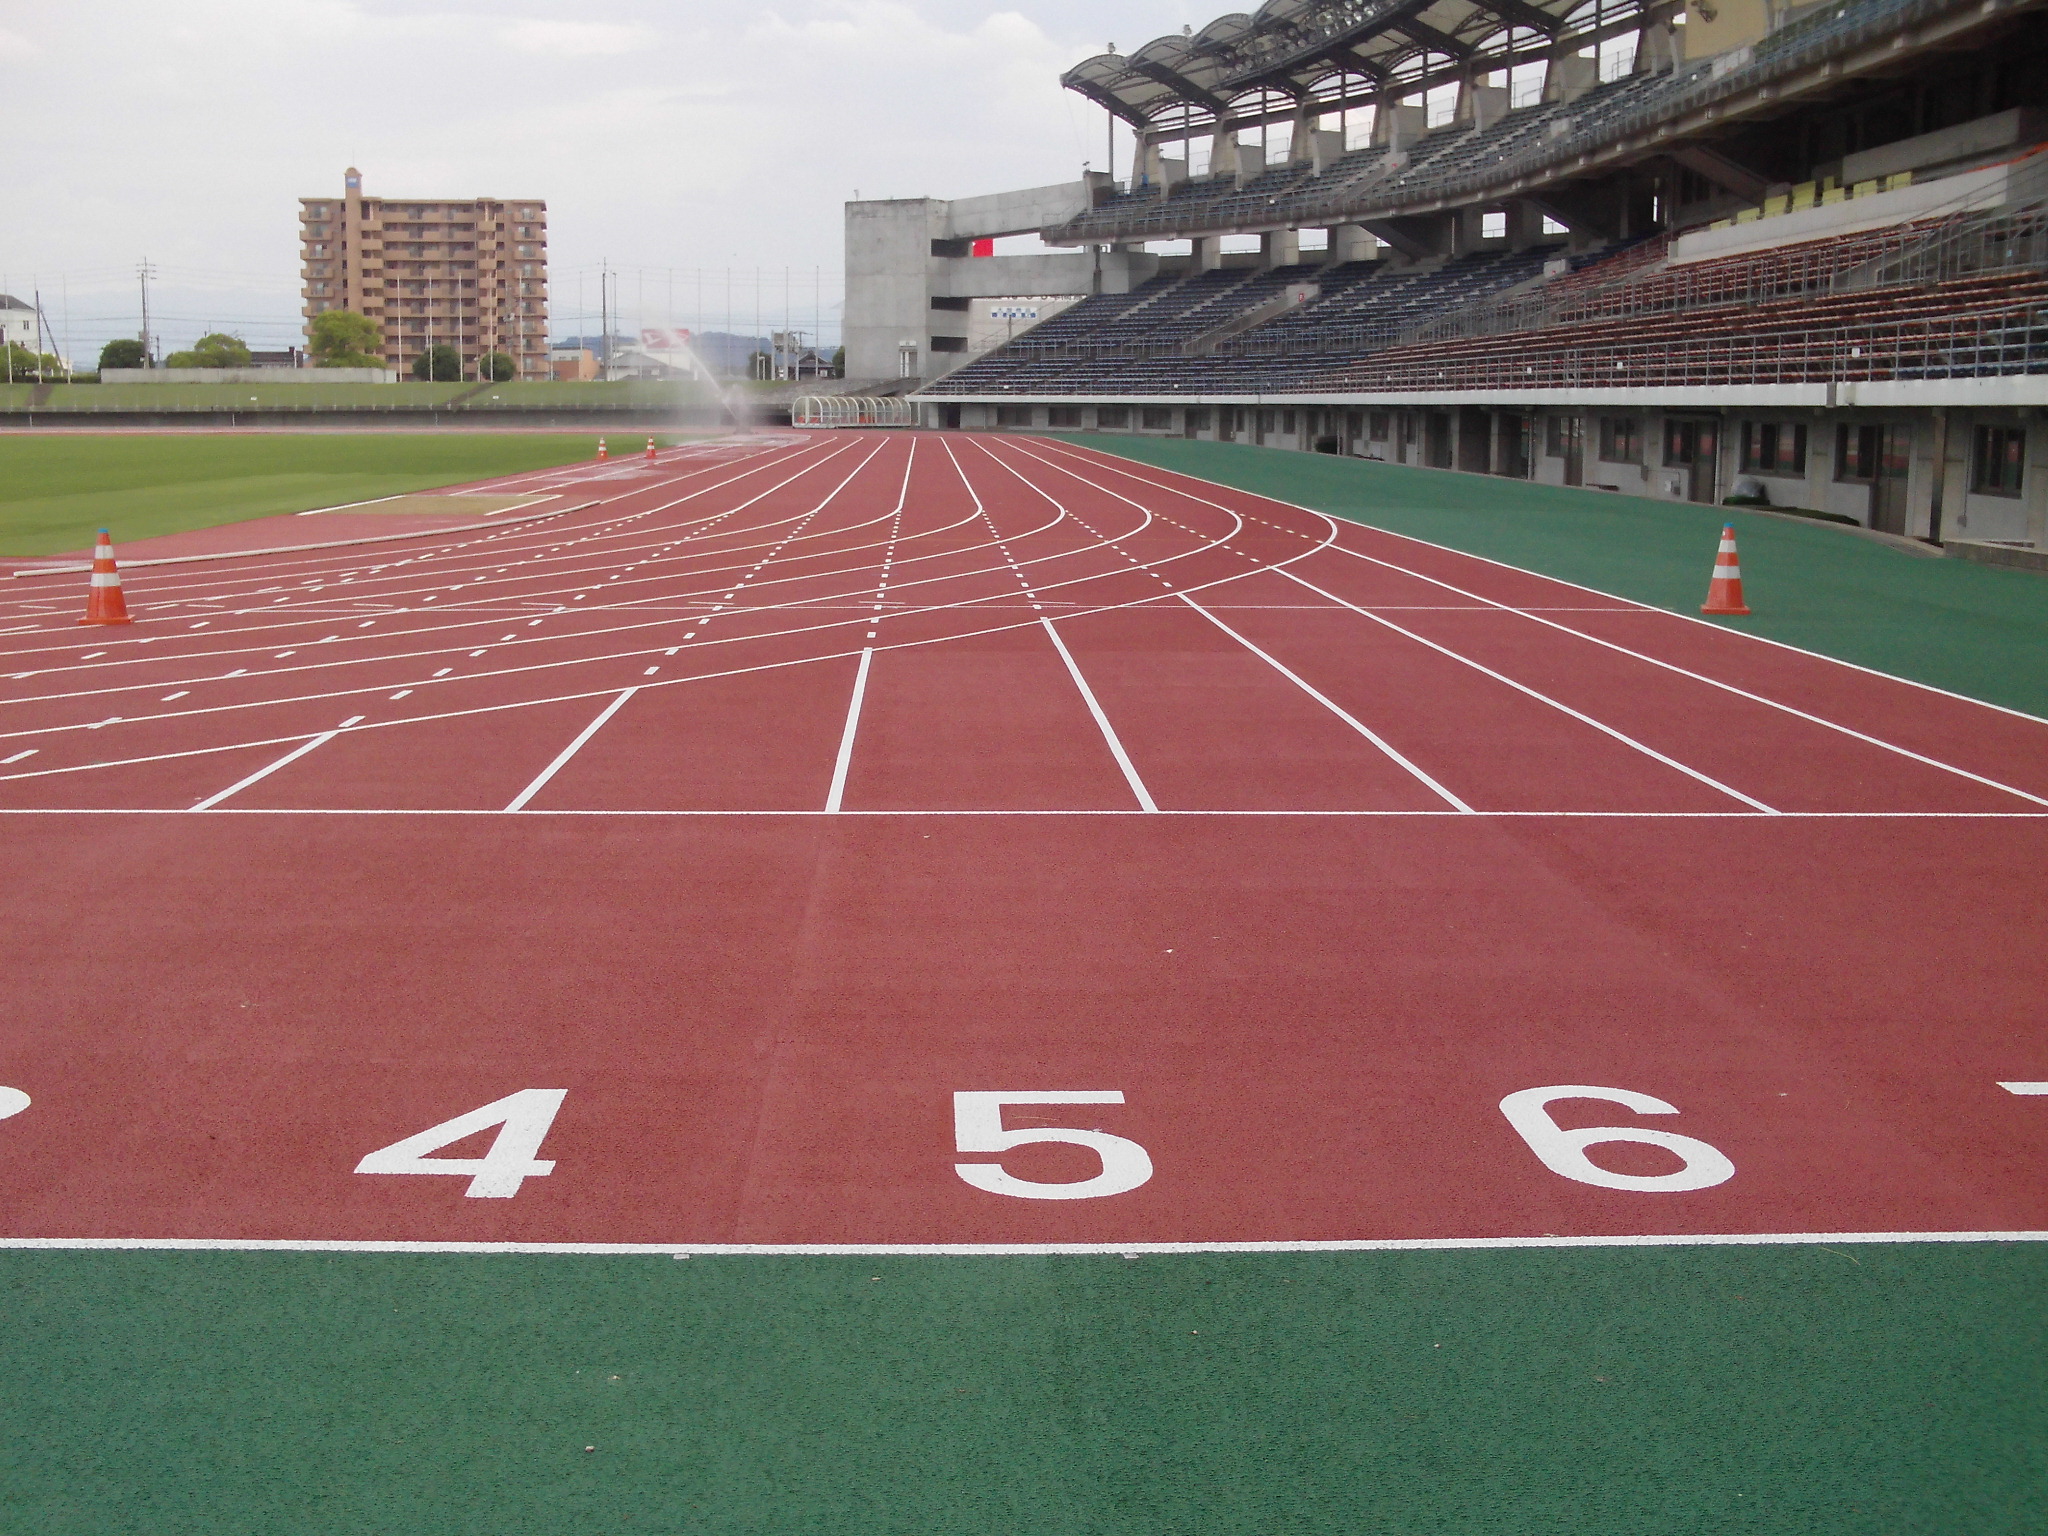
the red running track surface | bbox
[0,431,2043,1251]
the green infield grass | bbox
[0,432,669,557]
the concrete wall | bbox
[928,399,2048,552]
[845,186,1156,384]
[100,367,396,384]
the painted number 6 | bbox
[953,1091,1154,1200]
[1500,1085,1736,1193]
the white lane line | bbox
[192,732,339,810]
[1,749,35,764]
[1275,566,1779,815]
[1033,440,2048,805]
[1312,539,2048,810]
[1999,1082,2048,1095]
[824,648,873,814]
[2,1230,2043,1256]
[1041,618,1157,812]
[504,687,640,812]
[1178,593,1473,813]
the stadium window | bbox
[1599,417,1642,465]
[1259,409,1278,436]
[995,405,1035,427]
[1368,412,1391,441]
[1047,405,1082,428]
[1186,407,1212,434]
[1973,426,2026,496]
[1835,423,1879,482]
[1282,409,1297,435]
[1481,211,1508,241]
[1540,215,1569,236]
[1096,406,1130,430]
[1740,421,1807,477]
[1141,407,1173,431]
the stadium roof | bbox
[1064,0,1651,128]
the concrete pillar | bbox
[1331,225,1379,263]
[1193,236,1224,273]
[1262,230,1301,268]
[1309,130,1346,175]
[1234,141,1267,188]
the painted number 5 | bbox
[1500,1085,1736,1193]
[953,1091,1154,1201]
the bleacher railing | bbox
[1048,0,1997,245]
[1330,298,2048,391]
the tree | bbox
[411,344,463,382]
[308,309,383,369]
[98,338,147,371]
[2,342,63,380]
[481,351,516,382]
[168,332,252,368]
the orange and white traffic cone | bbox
[1701,524,1751,616]
[78,530,135,626]
[596,437,609,461]
[645,437,657,462]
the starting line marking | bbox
[1999,1082,2048,1095]
[1,1231,2045,1257]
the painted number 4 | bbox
[355,1089,567,1199]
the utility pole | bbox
[137,259,158,367]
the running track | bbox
[0,431,2044,1250]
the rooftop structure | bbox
[301,168,550,381]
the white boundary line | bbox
[1,1230,2042,1256]
[1275,566,1779,814]
[190,732,339,811]
[1034,438,2048,808]
[1177,591,1474,812]
[824,648,873,813]
[1040,617,1158,812]
[0,808,2041,818]
[1036,435,2048,729]
[504,688,640,812]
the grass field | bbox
[0,433,644,557]
[1069,435,2048,718]
[0,379,723,414]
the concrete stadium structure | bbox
[844,0,2048,554]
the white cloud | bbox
[498,19,649,56]
[1,1,1193,357]
[0,27,42,59]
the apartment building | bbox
[300,168,549,381]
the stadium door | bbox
[1549,415,1586,485]
[1870,424,1912,535]
[1663,416,1719,503]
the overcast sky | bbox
[0,1,1210,359]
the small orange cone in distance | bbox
[597,437,609,460]
[79,529,135,626]
[1701,524,1751,616]
[645,437,657,462]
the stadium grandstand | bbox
[844,0,2048,550]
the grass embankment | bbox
[0,433,649,557]
[1065,436,2048,719]
[0,379,723,414]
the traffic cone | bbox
[78,530,135,626]
[1701,524,1751,616]
[645,437,657,462]
[597,437,609,461]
